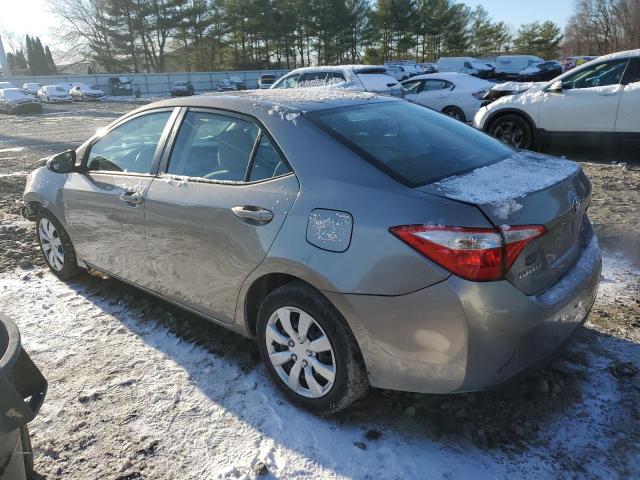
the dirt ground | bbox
[0,102,638,479]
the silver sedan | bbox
[21,90,601,413]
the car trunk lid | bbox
[418,152,591,295]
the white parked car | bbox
[257,73,277,89]
[37,85,73,103]
[271,66,404,97]
[494,55,544,79]
[70,83,105,101]
[402,73,493,122]
[437,57,494,78]
[474,50,640,150]
[22,82,42,96]
[384,64,412,81]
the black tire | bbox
[257,281,369,414]
[488,113,535,150]
[442,106,466,122]
[36,209,79,279]
[20,425,34,479]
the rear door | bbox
[144,109,299,324]
[538,58,629,135]
[615,58,640,137]
[64,108,177,287]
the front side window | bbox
[274,74,300,89]
[310,101,513,187]
[464,62,472,69]
[562,59,629,90]
[167,111,258,182]
[403,80,423,94]
[86,111,172,174]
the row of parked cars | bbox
[264,49,640,151]
[0,80,106,113]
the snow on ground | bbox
[0,244,637,479]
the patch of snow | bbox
[0,147,25,153]
[431,152,581,218]
[596,49,640,61]
[490,81,546,92]
[0,171,28,177]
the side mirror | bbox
[47,150,76,174]
[548,80,563,93]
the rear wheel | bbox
[442,106,466,122]
[489,114,534,149]
[257,282,369,414]
[36,209,79,279]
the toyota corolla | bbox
[21,90,601,413]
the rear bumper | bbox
[327,234,601,393]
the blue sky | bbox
[462,0,575,30]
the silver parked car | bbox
[21,90,601,414]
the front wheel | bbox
[36,209,79,279]
[257,282,369,414]
[488,114,534,149]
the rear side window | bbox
[310,101,513,187]
[623,58,640,85]
[325,72,346,85]
[167,111,258,181]
[249,136,291,181]
[299,72,329,87]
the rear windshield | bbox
[309,101,514,187]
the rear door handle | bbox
[119,192,144,205]
[232,206,274,225]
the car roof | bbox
[137,89,398,115]
[405,72,492,87]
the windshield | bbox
[309,101,513,187]
[4,89,27,100]
[55,86,66,93]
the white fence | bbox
[8,70,290,94]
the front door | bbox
[63,109,176,287]
[144,109,299,324]
[538,58,628,134]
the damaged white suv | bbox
[474,50,640,150]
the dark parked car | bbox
[0,88,42,114]
[518,61,563,81]
[21,90,600,414]
[171,81,195,96]
[1,312,47,480]
[108,76,133,96]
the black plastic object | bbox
[0,312,47,436]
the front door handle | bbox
[119,192,144,205]
[232,206,274,225]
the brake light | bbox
[389,225,545,281]
[472,89,487,100]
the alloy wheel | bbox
[265,306,336,398]
[38,218,65,271]
[493,121,525,147]
[445,109,463,121]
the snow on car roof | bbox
[596,49,640,61]
[145,88,390,115]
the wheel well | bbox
[23,201,42,221]
[245,273,312,336]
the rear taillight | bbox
[389,225,545,281]
[472,89,487,100]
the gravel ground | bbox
[0,102,638,479]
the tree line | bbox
[48,0,564,74]
[563,0,640,55]
[6,36,57,75]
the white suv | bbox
[474,50,640,150]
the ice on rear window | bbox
[431,152,581,219]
